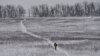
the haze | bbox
[0,0,99,9]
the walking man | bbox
[54,42,57,50]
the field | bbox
[0,17,100,56]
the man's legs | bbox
[55,46,57,50]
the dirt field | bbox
[0,17,100,56]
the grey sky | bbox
[0,0,99,9]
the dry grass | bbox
[0,17,100,56]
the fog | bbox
[0,0,99,9]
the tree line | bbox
[0,5,25,18]
[31,2,100,17]
[0,1,100,18]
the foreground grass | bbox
[0,42,67,56]
[0,40,100,56]
[0,31,100,56]
[0,17,100,56]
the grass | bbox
[24,17,100,39]
[0,17,100,56]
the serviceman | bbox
[54,42,57,50]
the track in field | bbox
[19,19,70,56]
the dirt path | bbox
[19,19,70,56]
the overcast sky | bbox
[0,0,100,9]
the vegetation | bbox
[31,1,100,17]
[0,5,25,18]
[0,1,100,18]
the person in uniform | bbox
[54,42,57,50]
